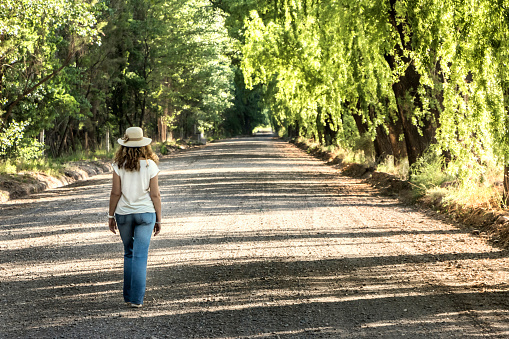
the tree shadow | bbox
[2,136,509,338]
[4,254,509,338]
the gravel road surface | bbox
[1,135,509,338]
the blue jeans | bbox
[115,212,155,305]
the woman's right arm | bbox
[149,174,162,236]
[108,171,122,234]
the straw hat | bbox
[117,127,152,147]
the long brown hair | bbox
[114,145,159,171]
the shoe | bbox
[130,303,142,308]
[125,302,131,307]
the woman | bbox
[108,127,162,308]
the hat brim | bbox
[117,137,152,147]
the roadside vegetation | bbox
[0,149,114,176]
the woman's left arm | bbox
[149,174,162,236]
[108,171,122,234]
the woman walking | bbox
[108,127,162,308]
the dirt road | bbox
[1,135,509,338]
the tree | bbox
[237,0,509,190]
[0,0,238,159]
[0,0,102,126]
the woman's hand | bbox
[109,218,117,234]
[154,222,161,236]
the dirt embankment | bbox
[290,138,509,247]
[0,161,113,203]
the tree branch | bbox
[1,53,74,126]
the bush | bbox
[0,121,44,160]
[410,149,454,194]
[160,143,168,155]
[0,159,17,174]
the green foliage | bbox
[0,120,44,160]
[239,1,397,149]
[410,149,455,194]
[147,0,235,137]
[160,143,168,156]
[0,159,17,174]
[0,0,245,162]
[234,0,509,192]
[0,0,102,122]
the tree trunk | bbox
[504,89,509,206]
[138,90,147,127]
[57,119,70,157]
[69,123,77,153]
[385,0,436,166]
[315,107,324,144]
[106,129,110,153]
[159,115,167,143]
[315,106,335,146]
[86,99,99,152]
[323,112,335,146]
[367,105,397,162]
[504,165,509,207]
[386,117,407,163]
[352,104,406,163]
[287,119,300,139]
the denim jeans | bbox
[115,212,155,305]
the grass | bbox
[419,164,504,211]
[376,156,410,180]
[0,148,115,177]
[445,184,503,210]
[406,149,505,210]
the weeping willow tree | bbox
[231,0,509,200]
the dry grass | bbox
[376,155,410,180]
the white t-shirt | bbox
[112,159,160,215]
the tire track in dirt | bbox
[1,135,509,338]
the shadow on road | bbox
[1,136,509,338]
